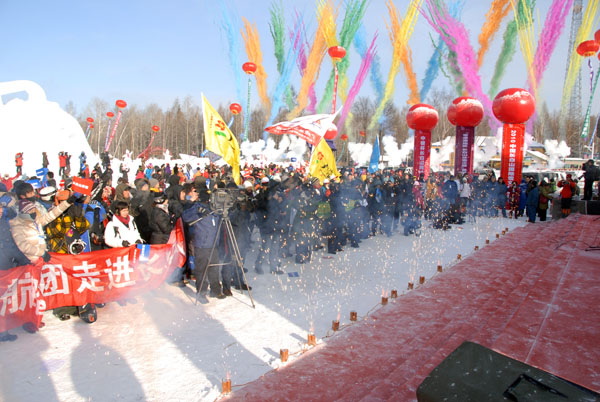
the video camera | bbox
[210,188,250,214]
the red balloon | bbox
[324,124,337,140]
[359,130,366,137]
[242,62,257,74]
[86,117,94,123]
[106,112,114,118]
[328,46,346,60]
[230,103,242,115]
[406,104,439,131]
[89,124,94,129]
[596,29,600,44]
[576,40,599,57]
[492,88,535,124]
[116,99,127,108]
[341,134,348,141]
[152,125,160,132]
[447,97,484,127]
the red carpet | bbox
[228,214,600,401]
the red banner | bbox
[454,126,475,177]
[0,221,186,332]
[413,130,431,180]
[500,123,525,186]
[264,113,336,146]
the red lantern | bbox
[89,124,94,129]
[324,124,337,140]
[328,46,346,61]
[116,99,127,108]
[447,97,484,127]
[230,103,242,115]
[359,130,366,137]
[152,125,160,132]
[492,88,535,124]
[341,134,348,141]
[86,117,94,123]
[577,40,600,57]
[595,29,600,44]
[406,104,439,131]
[242,62,257,75]
[106,111,114,118]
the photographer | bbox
[181,186,225,299]
[221,181,254,296]
[580,160,599,201]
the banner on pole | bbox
[413,130,431,180]
[454,126,475,177]
[500,123,525,185]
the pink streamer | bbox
[337,34,377,129]
[291,11,317,113]
[423,1,495,124]
[532,0,573,87]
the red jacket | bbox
[15,153,23,167]
[558,179,576,199]
[59,154,67,168]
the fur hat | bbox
[153,191,167,204]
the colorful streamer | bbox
[220,3,245,106]
[477,0,512,67]
[318,0,369,112]
[560,0,600,114]
[269,2,286,74]
[242,18,271,114]
[532,0,573,89]
[337,33,377,129]
[287,1,331,119]
[368,0,422,130]
[423,0,493,121]
[354,26,384,103]
[510,0,537,97]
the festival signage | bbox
[447,97,483,177]
[413,130,432,179]
[454,126,475,177]
[500,123,526,185]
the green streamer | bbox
[269,2,286,74]
[581,67,600,138]
[317,0,369,113]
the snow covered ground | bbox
[0,216,527,402]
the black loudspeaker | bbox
[587,200,600,215]
[416,341,600,402]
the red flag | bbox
[500,123,525,185]
[71,177,94,195]
[265,113,337,146]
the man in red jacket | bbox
[557,174,577,218]
[58,152,67,177]
[15,153,23,175]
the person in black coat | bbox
[149,192,174,245]
[129,178,153,243]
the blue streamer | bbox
[220,3,245,109]
[263,16,303,142]
[354,26,384,104]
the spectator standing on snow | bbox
[15,153,23,176]
[525,180,539,223]
[557,174,577,218]
[58,152,67,177]
[580,159,599,201]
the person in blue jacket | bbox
[181,186,225,299]
[525,179,540,223]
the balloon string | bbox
[589,59,594,92]
[105,109,123,152]
[243,77,252,142]
[580,65,600,138]
[104,119,112,151]
[332,63,339,114]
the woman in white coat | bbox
[104,201,143,248]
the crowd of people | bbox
[1,151,597,342]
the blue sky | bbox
[0,0,584,114]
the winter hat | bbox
[272,174,281,182]
[261,177,270,184]
[323,179,330,184]
[19,199,36,214]
[39,186,57,201]
[153,191,167,204]
[243,181,253,189]
[149,178,159,190]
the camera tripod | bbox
[195,208,256,309]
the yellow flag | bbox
[309,138,340,184]
[202,94,241,185]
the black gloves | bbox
[66,194,77,204]
[135,240,143,244]
[42,251,51,262]
[122,240,130,247]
